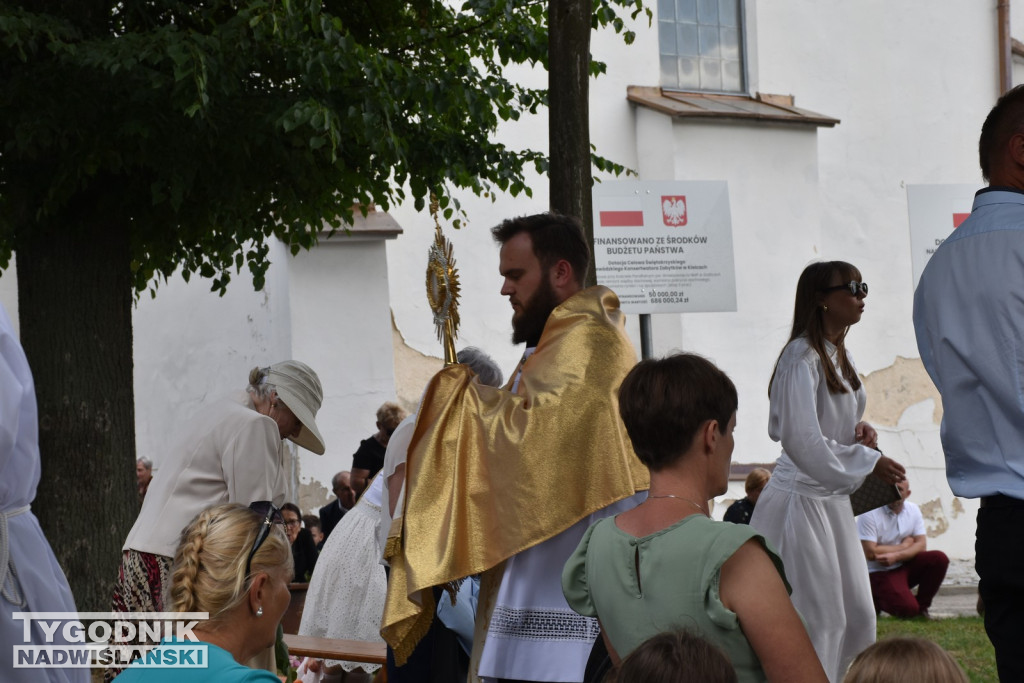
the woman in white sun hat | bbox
[110,361,325,657]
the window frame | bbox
[657,0,750,96]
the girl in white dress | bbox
[750,261,905,683]
[299,474,387,681]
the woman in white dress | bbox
[750,261,905,683]
[299,473,387,681]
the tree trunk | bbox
[548,0,597,287]
[16,195,137,612]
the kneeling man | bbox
[856,479,949,618]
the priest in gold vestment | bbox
[383,213,649,682]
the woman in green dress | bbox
[562,353,826,683]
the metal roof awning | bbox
[628,86,840,128]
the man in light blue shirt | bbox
[914,83,1024,682]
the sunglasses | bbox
[246,501,284,577]
[822,281,868,297]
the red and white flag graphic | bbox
[599,196,644,227]
[952,213,969,228]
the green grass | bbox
[876,616,997,683]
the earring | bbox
[256,606,263,617]
[823,305,829,312]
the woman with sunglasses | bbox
[750,261,905,683]
[116,502,293,682]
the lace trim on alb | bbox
[488,606,600,642]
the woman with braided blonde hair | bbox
[117,502,294,682]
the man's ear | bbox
[1009,133,1024,168]
[550,259,574,289]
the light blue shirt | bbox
[436,575,479,655]
[914,188,1024,499]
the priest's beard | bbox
[511,276,561,346]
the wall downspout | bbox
[999,0,1012,94]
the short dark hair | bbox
[301,514,321,531]
[979,84,1024,182]
[618,353,737,472]
[491,212,590,286]
[280,502,301,519]
[615,630,737,683]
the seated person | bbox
[562,353,826,683]
[117,502,293,682]
[856,479,949,618]
[282,503,318,582]
[615,630,737,683]
[723,468,771,525]
[843,636,967,683]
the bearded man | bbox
[383,213,648,683]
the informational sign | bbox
[593,180,737,314]
[906,184,977,288]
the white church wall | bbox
[4,1,1019,558]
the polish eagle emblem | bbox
[662,196,687,227]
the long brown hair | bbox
[769,261,863,396]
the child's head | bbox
[844,637,968,683]
[613,630,737,683]
[618,353,737,472]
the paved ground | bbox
[916,558,980,618]
[930,584,981,618]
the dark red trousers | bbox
[868,550,949,617]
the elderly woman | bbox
[116,502,294,682]
[114,361,324,621]
[136,457,153,502]
[281,503,318,582]
[562,353,827,683]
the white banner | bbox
[906,184,977,289]
[593,180,737,314]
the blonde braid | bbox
[168,508,214,614]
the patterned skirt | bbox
[105,549,172,680]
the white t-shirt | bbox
[856,501,926,573]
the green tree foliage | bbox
[0,0,646,610]
[0,0,645,294]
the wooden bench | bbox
[282,633,387,665]
[282,583,309,635]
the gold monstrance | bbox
[425,197,460,365]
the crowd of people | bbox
[11,85,1024,683]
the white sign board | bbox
[906,184,977,289]
[592,180,737,314]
